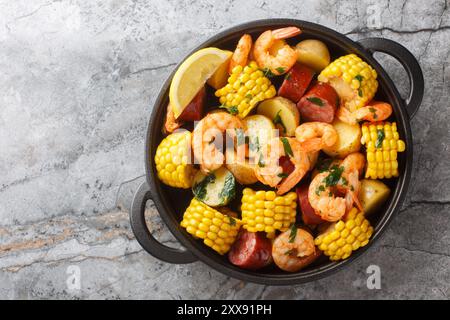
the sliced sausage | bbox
[296,184,325,225]
[177,86,206,121]
[278,63,315,103]
[297,82,338,123]
[279,156,295,176]
[228,230,273,270]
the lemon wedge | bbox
[169,47,232,118]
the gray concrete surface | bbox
[0,0,449,299]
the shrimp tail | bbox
[272,27,302,40]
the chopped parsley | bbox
[288,224,297,243]
[369,107,378,119]
[229,216,237,226]
[258,155,265,167]
[375,129,385,148]
[315,184,326,196]
[340,176,348,186]
[249,136,260,152]
[219,105,238,115]
[262,68,276,78]
[245,93,253,100]
[285,249,295,256]
[235,128,246,146]
[219,173,236,205]
[323,165,345,187]
[275,67,286,74]
[277,172,289,179]
[306,97,324,107]
[193,174,216,200]
[273,110,286,133]
[280,137,293,157]
[354,75,364,97]
[285,72,291,80]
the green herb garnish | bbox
[219,105,238,115]
[285,249,295,256]
[273,110,286,133]
[275,67,286,74]
[277,172,289,179]
[328,192,333,197]
[288,224,297,243]
[249,136,260,152]
[258,154,265,167]
[354,75,364,97]
[193,174,215,200]
[229,216,237,226]
[340,176,348,186]
[375,129,385,148]
[219,173,236,205]
[245,94,253,100]
[323,165,345,187]
[285,72,291,80]
[235,128,246,146]
[369,107,378,119]
[315,184,326,196]
[280,137,293,157]
[306,97,324,107]
[262,68,275,78]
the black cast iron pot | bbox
[129,19,423,285]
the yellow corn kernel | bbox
[215,61,276,118]
[318,54,378,111]
[155,131,196,188]
[180,199,241,255]
[314,208,373,261]
[241,188,297,236]
[360,122,406,179]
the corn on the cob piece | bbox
[215,61,277,118]
[154,131,196,188]
[361,122,406,179]
[318,54,378,111]
[315,208,374,261]
[180,198,241,255]
[241,188,297,235]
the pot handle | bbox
[358,37,424,119]
[129,181,197,264]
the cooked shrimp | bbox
[255,137,310,195]
[192,112,244,173]
[253,27,301,75]
[295,122,338,153]
[308,171,347,222]
[164,103,183,133]
[229,34,252,74]
[338,153,366,211]
[272,228,317,272]
[337,101,393,125]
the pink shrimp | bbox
[229,34,253,74]
[253,27,301,75]
[255,137,310,195]
[337,101,393,125]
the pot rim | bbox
[144,19,413,285]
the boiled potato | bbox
[243,114,275,158]
[192,167,236,206]
[257,97,300,136]
[225,148,258,185]
[295,39,330,72]
[207,50,232,89]
[323,118,361,158]
[359,179,391,216]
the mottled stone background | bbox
[0,0,449,299]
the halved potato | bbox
[225,149,258,185]
[257,97,300,137]
[243,114,275,158]
[192,167,236,206]
[359,179,391,216]
[323,118,361,158]
[295,39,330,72]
